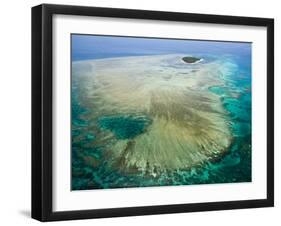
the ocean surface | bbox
[71,34,252,190]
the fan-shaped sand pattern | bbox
[72,54,232,176]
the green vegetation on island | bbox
[182,56,201,63]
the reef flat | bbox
[72,54,233,177]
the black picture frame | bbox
[32,3,274,222]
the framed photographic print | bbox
[32,4,274,221]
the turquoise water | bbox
[71,35,251,190]
[98,115,152,140]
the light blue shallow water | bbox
[71,35,252,190]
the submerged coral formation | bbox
[72,55,233,177]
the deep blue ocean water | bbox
[71,35,252,190]
[72,34,251,61]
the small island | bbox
[182,56,201,64]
